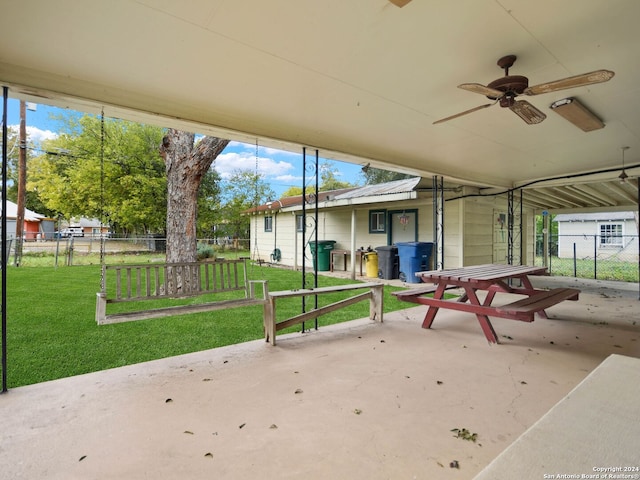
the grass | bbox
[537,256,640,282]
[2,263,412,388]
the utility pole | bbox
[14,100,27,266]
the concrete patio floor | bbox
[1,276,639,479]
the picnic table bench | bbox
[393,264,580,344]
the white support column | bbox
[350,208,357,280]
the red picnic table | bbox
[392,264,580,344]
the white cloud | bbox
[26,126,57,143]
[214,151,294,179]
[274,174,303,183]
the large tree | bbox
[29,115,167,234]
[279,160,356,198]
[361,166,413,185]
[159,130,229,263]
[220,170,275,241]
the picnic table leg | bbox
[421,283,448,329]
[475,315,499,344]
[463,287,500,344]
[421,306,439,329]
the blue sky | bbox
[5,99,365,197]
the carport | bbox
[1,1,639,477]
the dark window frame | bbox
[369,209,387,234]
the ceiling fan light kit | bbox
[434,54,614,125]
[550,98,604,132]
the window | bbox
[600,223,622,246]
[264,216,273,232]
[296,215,304,232]
[369,210,386,233]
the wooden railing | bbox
[263,282,384,345]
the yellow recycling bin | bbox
[364,252,378,278]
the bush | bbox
[197,242,216,260]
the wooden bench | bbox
[96,258,268,325]
[264,282,383,345]
[495,287,580,322]
[391,284,459,300]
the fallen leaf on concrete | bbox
[295,389,303,394]
[79,455,87,462]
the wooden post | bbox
[95,292,107,324]
[370,284,384,322]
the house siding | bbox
[249,183,537,272]
[556,216,638,259]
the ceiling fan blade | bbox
[524,70,614,95]
[388,0,412,6]
[509,100,546,124]
[459,83,504,98]
[433,103,494,125]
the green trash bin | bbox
[309,240,336,271]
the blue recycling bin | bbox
[396,241,433,283]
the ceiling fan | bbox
[388,0,412,7]
[433,55,614,125]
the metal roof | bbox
[333,177,421,200]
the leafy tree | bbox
[280,186,303,198]
[196,169,223,238]
[220,170,275,240]
[319,160,355,190]
[279,160,356,199]
[28,115,167,234]
[361,166,413,185]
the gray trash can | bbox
[375,245,399,280]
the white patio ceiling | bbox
[1,0,639,212]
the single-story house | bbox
[72,217,111,238]
[1,200,53,241]
[554,211,639,260]
[248,177,537,276]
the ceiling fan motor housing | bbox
[486,75,529,100]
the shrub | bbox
[197,242,216,260]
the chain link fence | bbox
[535,234,639,282]
[8,235,252,267]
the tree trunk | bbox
[159,129,229,293]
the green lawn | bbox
[2,263,410,388]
